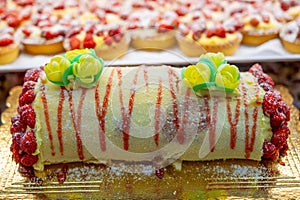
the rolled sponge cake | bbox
[10,51,290,175]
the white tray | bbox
[1,39,300,73]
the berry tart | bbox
[279,16,300,54]
[128,10,179,50]
[241,11,281,45]
[10,51,291,182]
[17,12,66,55]
[176,19,243,57]
[64,24,129,60]
[0,25,20,64]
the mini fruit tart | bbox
[128,9,179,50]
[241,11,281,45]
[176,19,243,57]
[279,16,300,54]
[17,22,66,55]
[64,24,129,60]
[0,26,20,64]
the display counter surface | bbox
[1,39,300,73]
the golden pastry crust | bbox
[0,43,19,64]
[23,40,65,55]
[131,30,176,50]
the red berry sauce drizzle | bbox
[249,64,291,161]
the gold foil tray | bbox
[0,86,300,199]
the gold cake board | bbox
[0,86,300,199]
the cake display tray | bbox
[0,86,299,199]
[0,39,300,73]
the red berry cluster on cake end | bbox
[249,64,291,161]
[10,68,40,178]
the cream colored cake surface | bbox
[32,65,271,171]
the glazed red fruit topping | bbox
[69,36,81,50]
[206,29,215,37]
[250,17,259,26]
[108,28,122,37]
[262,14,270,23]
[22,28,31,37]
[24,69,40,82]
[215,26,226,38]
[19,89,36,106]
[15,0,34,6]
[19,104,36,128]
[42,31,60,40]
[10,119,27,134]
[22,81,36,94]
[175,7,188,16]
[20,154,38,167]
[21,130,37,154]
[83,33,96,48]
[0,37,14,46]
[262,90,282,116]
[157,24,174,33]
[103,36,114,46]
[249,63,263,76]
[263,140,279,161]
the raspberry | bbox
[56,165,68,184]
[249,63,263,76]
[83,33,96,48]
[103,36,114,46]
[262,90,282,116]
[157,24,174,33]
[0,37,14,46]
[270,111,286,129]
[69,36,81,50]
[259,82,273,91]
[271,127,289,148]
[11,115,21,124]
[18,165,35,178]
[276,101,290,122]
[215,26,226,38]
[155,168,164,179]
[11,132,24,163]
[66,26,82,38]
[257,73,274,89]
[24,69,40,82]
[19,89,36,106]
[10,119,27,134]
[22,81,36,94]
[20,154,38,166]
[263,141,279,161]
[21,130,37,154]
[19,104,36,128]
